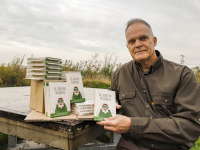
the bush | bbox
[63,53,121,79]
[195,72,200,84]
[0,54,30,87]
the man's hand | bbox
[116,102,121,109]
[96,114,131,134]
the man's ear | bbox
[154,37,157,47]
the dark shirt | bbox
[110,50,200,149]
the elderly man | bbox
[97,18,200,150]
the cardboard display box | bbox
[29,80,65,114]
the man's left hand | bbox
[96,115,131,134]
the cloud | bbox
[0,0,200,67]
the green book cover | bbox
[44,82,71,118]
[66,72,85,103]
[94,89,116,121]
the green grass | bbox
[191,137,200,150]
[0,133,8,150]
[0,133,24,150]
[83,80,110,89]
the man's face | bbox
[126,23,157,64]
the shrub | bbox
[0,54,30,87]
[63,53,121,79]
[195,72,200,84]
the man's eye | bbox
[140,36,147,40]
[129,40,135,44]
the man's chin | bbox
[134,57,148,62]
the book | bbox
[26,57,63,80]
[27,57,62,62]
[61,71,83,81]
[27,60,62,64]
[94,89,116,121]
[44,82,71,118]
[27,70,62,74]
[26,72,61,76]
[27,68,62,72]
[26,75,61,80]
[66,72,85,103]
[71,101,94,116]
[27,64,62,70]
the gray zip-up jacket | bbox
[110,50,200,149]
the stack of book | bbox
[26,57,62,80]
[71,101,94,116]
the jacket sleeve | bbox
[130,68,200,144]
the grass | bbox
[83,76,111,89]
[0,133,24,150]
[0,133,8,150]
[191,137,200,150]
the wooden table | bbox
[0,86,106,150]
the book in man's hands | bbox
[44,82,71,118]
[94,89,116,121]
[65,72,85,103]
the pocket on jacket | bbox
[118,91,136,115]
[153,91,174,105]
[152,91,175,116]
[119,91,136,101]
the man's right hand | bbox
[116,102,121,109]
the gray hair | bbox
[125,18,154,35]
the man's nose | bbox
[135,40,142,48]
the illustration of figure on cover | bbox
[72,86,82,100]
[55,98,67,113]
[98,104,112,118]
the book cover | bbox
[66,72,85,103]
[44,82,71,118]
[94,89,116,121]
[27,57,62,62]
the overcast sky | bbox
[0,0,200,67]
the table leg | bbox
[8,135,17,147]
